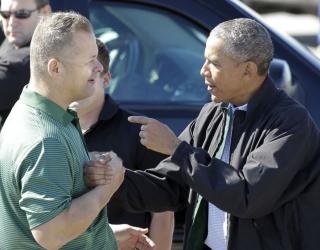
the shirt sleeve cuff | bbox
[171,141,193,167]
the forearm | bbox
[113,169,188,213]
[149,212,174,250]
[172,135,316,218]
[31,185,115,249]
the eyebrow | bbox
[88,53,98,59]
[204,52,216,61]
[206,56,219,64]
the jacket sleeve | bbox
[170,106,320,218]
[112,120,197,213]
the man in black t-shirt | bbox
[70,39,174,250]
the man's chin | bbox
[7,37,24,48]
[211,95,222,103]
[69,101,80,109]
[70,95,93,109]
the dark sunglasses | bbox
[0,7,42,19]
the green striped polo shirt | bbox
[0,87,117,249]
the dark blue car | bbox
[51,0,320,133]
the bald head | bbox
[30,11,94,79]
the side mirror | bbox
[269,58,292,89]
[269,58,305,104]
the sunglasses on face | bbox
[0,7,40,19]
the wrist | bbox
[169,138,182,155]
[94,185,113,208]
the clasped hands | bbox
[85,115,180,190]
[84,152,155,250]
[85,151,124,191]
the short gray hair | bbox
[210,18,274,76]
[30,11,94,78]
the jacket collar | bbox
[245,76,279,120]
[219,76,279,122]
[98,94,119,122]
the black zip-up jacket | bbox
[115,77,320,250]
[0,39,30,127]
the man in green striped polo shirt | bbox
[0,12,124,249]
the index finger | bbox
[129,226,148,236]
[128,116,154,125]
[136,234,155,249]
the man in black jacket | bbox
[87,18,320,250]
[0,0,51,127]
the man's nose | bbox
[7,14,20,26]
[200,62,208,77]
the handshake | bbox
[85,151,125,194]
[84,152,156,250]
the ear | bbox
[243,61,258,80]
[102,71,111,88]
[39,4,52,15]
[47,58,61,78]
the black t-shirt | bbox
[84,95,166,227]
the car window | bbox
[89,2,209,104]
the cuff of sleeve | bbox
[171,141,193,167]
[110,170,129,200]
[27,199,71,230]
